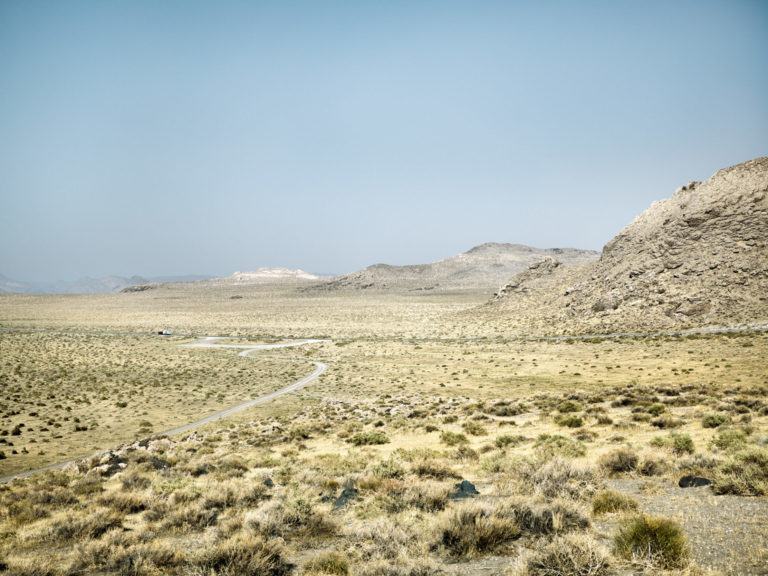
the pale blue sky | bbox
[1,0,766,282]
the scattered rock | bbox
[452,479,480,499]
[333,486,359,509]
[678,476,712,488]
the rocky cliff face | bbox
[489,158,768,333]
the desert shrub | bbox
[557,400,582,413]
[440,502,521,557]
[527,458,598,500]
[554,414,584,428]
[191,534,292,576]
[511,534,611,576]
[0,557,64,576]
[712,446,768,496]
[452,445,479,462]
[495,434,523,449]
[302,551,349,575]
[710,429,749,452]
[290,426,312,440]
[462,421,488,436]
[647,403,666,417]
[411,458,457,480]
[98,491,148,513]
[638,456,666,476]
[701,413,731,428]
[440,431,469,446]
[670,433,695,455]
[600,447,639,475]
[651,433,695,454]
[24,508,123,543]
[592,490,638,515]
[73,529,184,573]
[613,515,689,569]
[510,499,590,535]
[348,431,389,446]
[424,424,438,433]
[215,455,249,478]
[161,500,218,532]
[354,560,434,576]
[370,458,405,479]
[534,434,586,458]
[245,495,335,538]
[405,482,450,512]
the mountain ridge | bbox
[306,243,599,293]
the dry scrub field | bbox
[1,286,767,575]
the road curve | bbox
[0,337,329,484]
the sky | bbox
[1,0,766,282]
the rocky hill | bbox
[310,243,599,293]
[487,157,768,333]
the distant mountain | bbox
[309,243,599,292]
[208,268,326,285]
[0,274,149,294]
[0,274,34,294]
[122,268,326,292]
[487,157,768,333]
[147,274,214,283]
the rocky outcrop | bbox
[488,158,768,333]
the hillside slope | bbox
[487,157,768,333]
[311,243,599,293]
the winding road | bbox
[0,336,328,483]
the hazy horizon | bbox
[2,1,767,284]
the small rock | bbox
[678,475,712,488]
[333,486,358,510]
[452,480,480,499]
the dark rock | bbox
[333,487,358,510]
[452,480,480,499]
[678,475,712,488]
[148,456,171,470]
[264,477,274,488]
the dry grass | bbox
[1,288,766,574]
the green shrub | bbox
[554,415,584,428]
[347,431,389,446]
[370,459,405,479]
[495,435,523,449]
[647,404,666,417]
[592,490,638,516]
[710,429,748,452]
[701,413,731,429]
[651,415,683,429]
[535,434,587,458]
[670,433,695,455]
[440,431,469,446]
[614,515,689,569]
[712,446,768,496]
[462,421,488,436]
[557,400,582,413]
